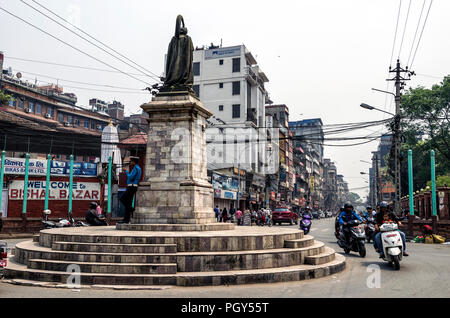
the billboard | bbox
[1,157,97,177]
[9,180,100,201]
[205,46,241,60]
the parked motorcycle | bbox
[379,223,404,270]
[300,213,312,235]
[364,217,376,243]
[337,219,366,257]
[0,241,7,275]
[41,209,75,229]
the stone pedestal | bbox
[122,92,229,229]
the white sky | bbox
[1,0,448,200]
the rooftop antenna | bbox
[220,38,223,47]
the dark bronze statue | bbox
[161,15,194,93]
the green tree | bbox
[386,76,450,194]
[349,192,362,205]
[0,90,12,105]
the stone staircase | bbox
[5,226,345,287]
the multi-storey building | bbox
[107,100,125,121]
[193,44,270,127]
[1,72,110,162]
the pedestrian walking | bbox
[118,156,141,224]
[235,209,243,226]
[251,210,257,226]
[214,205,220,222]
[222,207,228,223]
[243,210,251,226]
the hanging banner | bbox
[1,157,97,177]
[9,180,100,201]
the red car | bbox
[272,207,298,225]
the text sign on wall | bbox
[205,46,241,60]
[1,158,97,176]
[9,180,100,201]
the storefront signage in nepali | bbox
[1,157,97,177]
[9,180,100,201]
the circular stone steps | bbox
[38,227,303,252]
[28,259,177,274]
[52,242,177,254]
[304,247,336,265]
[14,240,325,272]
[5,254,346,286]
[3,226,346,287]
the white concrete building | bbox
[193,45,270,127]
[192,45,273,176]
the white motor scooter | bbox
[379,223,403,270]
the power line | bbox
[6,56,149,77]
[406,0,426,66]
[30,0,162,81]
[409,0,434,69]
[390,0,403,67]
[19,74,149,94]
[397,0,412,59]
[18,0,159,82]
[13,69,145,91]
[0,5,154,87]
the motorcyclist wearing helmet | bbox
[338,203,363,244]
[85,202,107,226]
[373,201,409,258]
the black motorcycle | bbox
[337,219,366,257]
[364,217,376,243]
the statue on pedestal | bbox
[160,15,194,94]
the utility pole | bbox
[387,59,414,215]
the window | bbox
[91,121,96,129]
[219,83,223,89]
[36,103,42,114]
[193,62,200,76]
[219,59,224,65]
[84,120,89,128]
[68,115,73,124]
[232,81,240,95]
[232,58,240,73]
[75,118,80,126]
[58,113,64,123]
[193,85,200,98]
[29,101,34,112]
[18,99,24,108]
[219,105,224,111]
[47,107,54,117]
[98,125,103,131]
[66,155,71,161]
[8,99,15,107]
[232,104,240,118]
[280,112,285,122]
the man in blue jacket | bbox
[339,203,363,243]
[119,156,142,224]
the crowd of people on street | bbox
[214,206,273,226]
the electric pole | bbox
[387,59,414,214]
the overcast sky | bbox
[1,0,448,200]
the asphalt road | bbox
[1,218,449,298]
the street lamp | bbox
[360,103,395,117]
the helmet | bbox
[366,206,372,210]
[344,202,353,209]
[380,201,389,208]
[89,202,98,209]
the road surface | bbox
[1,218,449,297]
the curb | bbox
[1,279,173,290]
